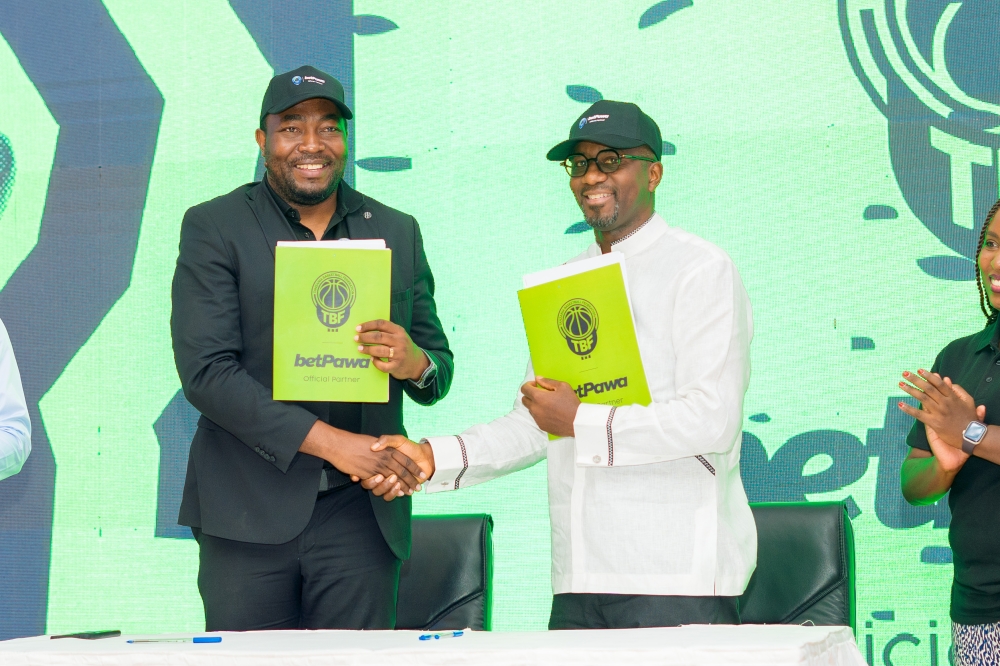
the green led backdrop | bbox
[0,1,994,663]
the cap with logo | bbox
[546,100,662,162]
[260,65,353,127]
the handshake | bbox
[301,374,584,500]
[300,420,434,502]
[350,435,434,502]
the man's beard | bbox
[265,155,346,206]
[583,201,619,231]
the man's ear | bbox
[647,160,663,193]
[255,127,266,156]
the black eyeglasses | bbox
[561,149,657,177]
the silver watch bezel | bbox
[962,421,987,455]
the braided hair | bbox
[975,199,1000,326]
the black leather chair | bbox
[396,514,494,631]
[739,502,855,630]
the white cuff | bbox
[573,402,616,467]
[423,435,468,493]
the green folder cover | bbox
[273,241,391,402]
[517,254,651,429]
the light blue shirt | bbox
[0,318,30,480]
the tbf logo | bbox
[557,298,599,357]
[840,0,1000,280]
[311,271,356,329]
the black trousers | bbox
[549,593,740,629]
[194,483,400,631]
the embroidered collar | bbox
[611,213,655,246]
[590,212,668,259]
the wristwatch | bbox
[961,421,988,455]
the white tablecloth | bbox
[0,625,865,666]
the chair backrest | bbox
[739,502,855,629]
[396,514,494,631]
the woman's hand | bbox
[899,380,982,504]
[924,421,972,474]
[898,370,981,451]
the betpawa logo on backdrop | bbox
[311,271,356,329]
[840,0,1000,281]
[557,298,599,357]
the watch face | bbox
[966,421,988,443]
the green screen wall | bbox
[0,1,993,663]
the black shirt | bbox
[263,174,352,242]
[908,320,1000,625]
[261,176,362,442]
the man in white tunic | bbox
[365,100,756,628]
[0,318,30,481]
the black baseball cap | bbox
[259,66,353,127]
[547,100,662,161]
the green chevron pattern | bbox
[0,1,983,657]
[0,32,56,290]
[41,0,271,633]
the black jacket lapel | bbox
[246,182,296,258]
[342,183,379,240]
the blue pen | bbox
[127,637,222,644]
[419,630,464,641]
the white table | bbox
[0,625,866,666]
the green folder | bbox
[517,253,651,431]
[273,240,391,402]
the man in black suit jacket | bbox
[171,66,451,631]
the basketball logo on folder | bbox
[311,271,356,330]
[557,298,599,357]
